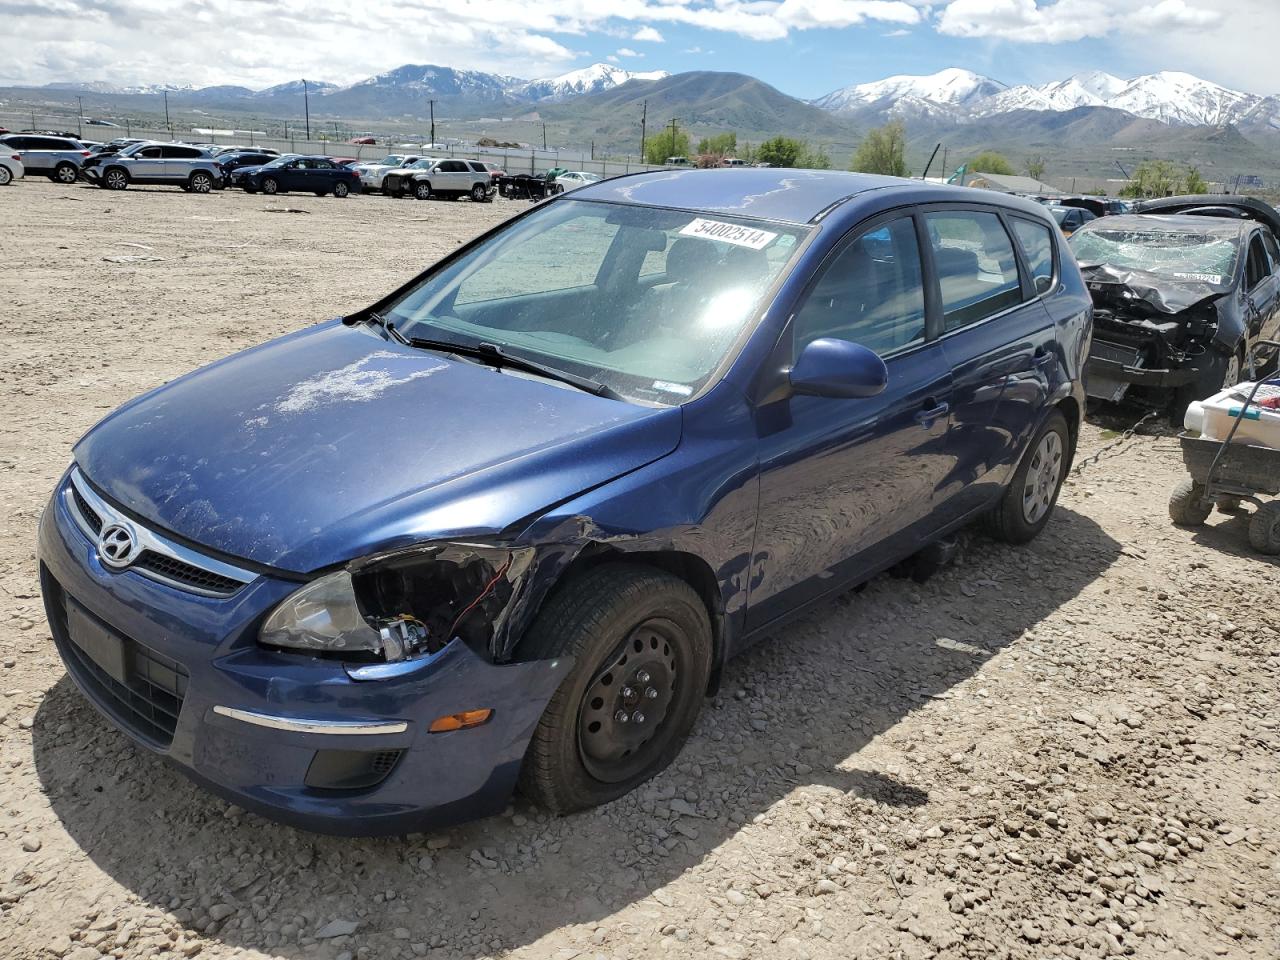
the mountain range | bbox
[813,68,1280,130]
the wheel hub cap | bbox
[1022,430,1063,524]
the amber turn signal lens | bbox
[428,709,493,733]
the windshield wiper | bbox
[406,336,622,400]
[366,311,409,345]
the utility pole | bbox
[640,99,647,160]
[76,96,83,138]
[542,121,547,151]
[303,79,311,140]
[669,117,678,158]
[941,146,948,177]
[163,90,170,133]
[428,99,436,147]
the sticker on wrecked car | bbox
[678,218,778,250]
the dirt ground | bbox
[1,177,1277,960]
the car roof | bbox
[1081,213,1249,238]
[570,168,1048,225]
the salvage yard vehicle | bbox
[215,150,282,188]
[1049,204,1096,237]
[353,154,420,193]
[38,169,1088,835]
[382,157,496,201]
[1071,195,1280,419]
[239,155,360,197]
[0,133,89,184]
[0,148,22,185]
[552,170,603,193]
[80,141,224,193]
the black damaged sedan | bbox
[1070,195,1280,419]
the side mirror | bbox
[789,338,888,399]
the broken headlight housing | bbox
[259,544,531,662]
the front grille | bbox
[72,486,103,535]
[132,550,245,596]
[45,572,188,748]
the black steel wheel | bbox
[519,564,711,813]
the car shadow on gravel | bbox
[32,504,1121,958]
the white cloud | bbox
[883,27,910,35]
[616,47,642,57]
[632,25,665,41]
[936,0,1221,44]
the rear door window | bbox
[1011,217,1056,294]
[160,145,202,159]
[925,210,1024,331]
[1246,234,1271,289]
[793,217,926,356]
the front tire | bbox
[54,162,78,184]
[103,167,129,191]
[1169,477,1212,527]
[518,565,711,814]
[1248,502,1280,554]
[1173,347,1241,424]
[983,410,1070,543]
[413,180,432,200]
[0,165,12,186]
[189,171,213,193]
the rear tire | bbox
[54,162,78,184]
[1169,477,1212,527]
[982,411,1070,544]
[1248,502,1280,554]
[470,183,487,202]
[518,565,711,814]
[333,181,349,198]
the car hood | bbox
[74,322,682,573]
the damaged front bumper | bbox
[1086,341,1199,401]
[37,478,571,836]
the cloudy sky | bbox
[1,0,1276,97]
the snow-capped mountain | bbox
[42,80,195,95]
[520,63,669,102]
[812,68,1008,115]
[814,67,1279,128]
[346,65,522,99]
[254,79,340,98]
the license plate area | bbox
[66,598,128,684]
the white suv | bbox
[354,155,420,193]
[0,148,23,186]
[382,158,496,202]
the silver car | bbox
[80,141,224,193]
[383,158,496,201]
[0,134,89,184]
[0,147,23,186]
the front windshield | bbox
[384,199,808,404]
[1069,227,1240,283]
[262,155,298,168]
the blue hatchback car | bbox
[39,170,1091,835]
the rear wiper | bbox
[407,336,622,400]
[366,311,408,345]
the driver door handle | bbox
[915,400,950,425]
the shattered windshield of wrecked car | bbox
[1069,228,1240,285]
[382,198,809,405]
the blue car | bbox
[38,170,1091,835]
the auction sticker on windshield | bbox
[679,218,778,250]
[1172,272,1223,284]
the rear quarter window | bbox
[1011,217,1057,294]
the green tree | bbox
[756,136,804,168]
[1120,160,1182,198]
[1185,166,1208,194]
[850,121,908,177]
[1024,154,1046,181]
[798,144,832,169]
[695,132,737,156]
[969,151,1014,175]
[645,128,691,165]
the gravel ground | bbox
[1,177,1277,960]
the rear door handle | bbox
[914,400,950,425]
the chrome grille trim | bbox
[64,467,257,598]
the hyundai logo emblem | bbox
[98,523,137,569]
